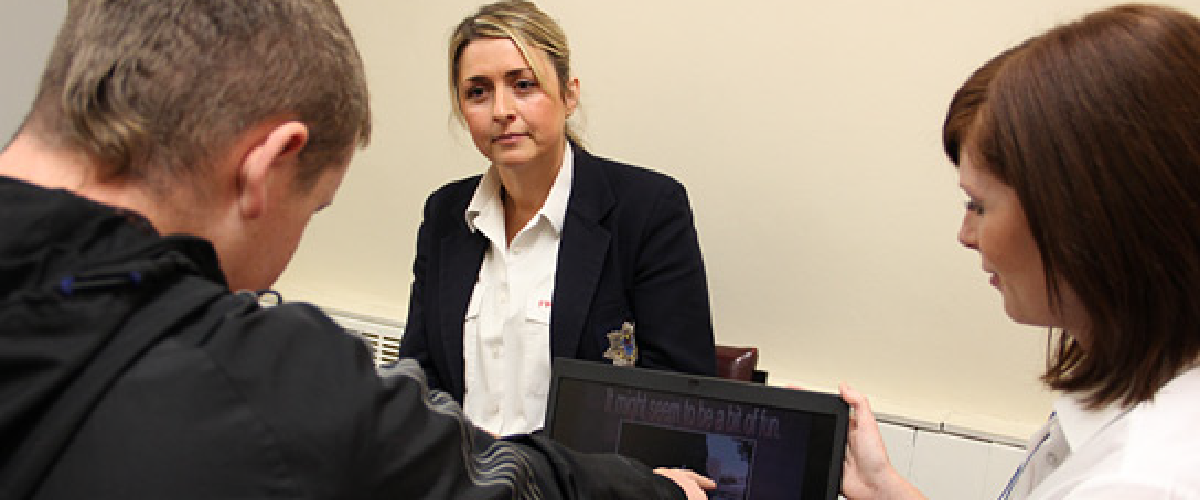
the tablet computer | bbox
[544,358,849,500]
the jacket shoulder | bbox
[425,175,482,210]
[42,292,374,497]
[579,150,687,197]
[204,300,368,368]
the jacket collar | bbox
[0,175,227,300]
[562,143,615,226]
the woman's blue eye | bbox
[465,87,485,99]
[515,79,538,90]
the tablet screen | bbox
[545,359,847,500]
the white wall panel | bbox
[879,421,917,478]
[982,443,1027,499]
[910,430,991,500]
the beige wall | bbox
[279,0,1200,438]
[0,0,1137,438]
[4,1,1181,440]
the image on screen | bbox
[617,421,757,500]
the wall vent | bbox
[325,308,405,367]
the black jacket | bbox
[0,176,684,500]
[399,145,716,401]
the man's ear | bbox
[236,121,309,219]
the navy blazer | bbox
[398,145,716,402]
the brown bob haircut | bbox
[944,4,1200,408]
[24,0,371,195]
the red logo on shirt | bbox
[538,300,552,308]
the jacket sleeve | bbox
[219,303,685,499]
[632,180,717,377]
[396,193,442,391]
[371,359,687,500]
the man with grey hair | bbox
[0,1,711,498]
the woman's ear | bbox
[564,77,581,117]
[236,121,309,219]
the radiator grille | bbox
[326,310,404,367]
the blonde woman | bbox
[399,0,717,436]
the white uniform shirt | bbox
[1002,366,1200,499]
[461,148,573,436]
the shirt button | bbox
[491,346,500,358]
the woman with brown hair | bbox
[842,4,1200,499]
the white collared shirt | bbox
[1003,366,1200,499]
[461,147,573,436]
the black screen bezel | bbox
[545,358,848,500]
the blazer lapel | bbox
[551,146,614,358]
[438,226,487,398]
